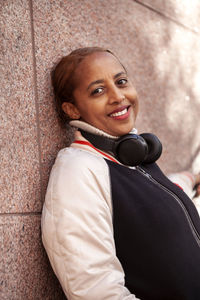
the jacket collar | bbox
[69,120,137,165]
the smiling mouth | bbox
[109,105,131,118]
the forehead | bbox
[74,52,125,85]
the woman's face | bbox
[63,52,139,136]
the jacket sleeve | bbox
[168,171,200,216]
[41,148,140,300]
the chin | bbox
[111,129,131,137]
[116,125,135,136]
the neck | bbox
[69,120,137,139]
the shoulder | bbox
[45,146,111,209]
[53,146,109,176]
[42,146,113,236]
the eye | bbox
[91,87,104,95]
[117,78,128,86]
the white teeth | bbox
[110,108,127,117]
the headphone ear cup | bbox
[140,133,162,164]
[115,135,148,166]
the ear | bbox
[62,102,81,119]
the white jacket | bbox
[41,131,199,300]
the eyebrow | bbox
[114,71,127,79]
[87,71,127,90]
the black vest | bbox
[106,160,200,300]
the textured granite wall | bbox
[1,0,200,299]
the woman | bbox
[41,47,200,300]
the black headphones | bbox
[80,130,162,166]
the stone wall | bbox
[1,1,200,299]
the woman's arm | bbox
[168,171,200,215]
[41,148,140,300]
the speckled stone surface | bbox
[0,215,66,300]
[33,0,200,177]
[0,0,41,213]
[137,0,200,33]
[1,0,200,299]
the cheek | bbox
[89,102,105,115]
[79,105,99,121]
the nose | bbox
[108,85,125,104]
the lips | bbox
[108,105,131,118]
[108,105,130,117]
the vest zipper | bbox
[136,166,200,248]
